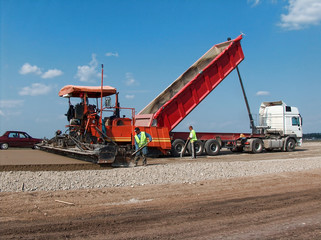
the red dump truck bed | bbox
[135,35,244,132]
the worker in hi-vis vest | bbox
[187,126,197,158]
[134,127,152,166]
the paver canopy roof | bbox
[59,85,117,98]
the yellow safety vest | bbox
[190,129,197,143]
[135,131,147,147]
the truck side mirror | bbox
[105,97,112,107]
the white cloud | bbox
[105,52,119,57]
[19,63,63,79]
[125,72,137,86]
[248,0,261,7]
[41,69,63,79]
[125,94,135,99]
[279,0,321,30]
[75,54,101,82]
[19,83,52,96]
[19,63,42,75]
[0,110,22,118]
[0,100,24,118]
[6,111,22,117]
[0,100,24,108]
[256,91,270,96]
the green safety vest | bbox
[135,131,147,147]
[190,129,197,143]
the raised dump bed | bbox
[136,35,244,131]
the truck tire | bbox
[1,143,9,150]
[171,139,185,157]
[285,138,296,152]
[204,139,220,156]
[252,139,263,153]
[187,140,204,156]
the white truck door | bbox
[284,106,302,138]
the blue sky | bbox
[1,0,321,138]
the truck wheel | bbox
[252,139,263,153]
[1,143,9,150]
[171,139,185,157]
[204,139,220,156]
[285,138,296,152]
[187,140,204,156]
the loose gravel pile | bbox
[1,157,321,192]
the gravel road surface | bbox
[1,142,320,192]
[1,141,321,239]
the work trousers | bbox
[134,147,147,165]
[190,141,196,159]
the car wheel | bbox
[1,143,9,150]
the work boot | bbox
[142,156,147,166]
[134,156,139,167]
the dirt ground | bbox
[1,142,321,239]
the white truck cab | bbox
[259,101,303,147]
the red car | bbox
[0,131,42,150]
